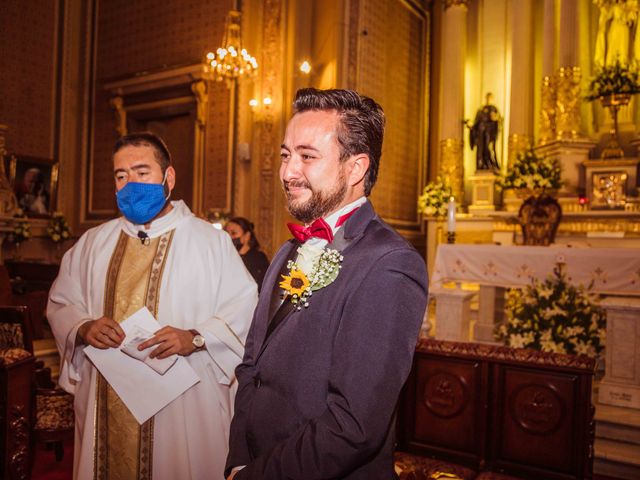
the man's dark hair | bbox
[113,132,172,172]
[227,216,260,250]
[293,88,385,196]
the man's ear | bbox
[165,166,176,191]
[346,154,370,188]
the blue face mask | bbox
[116,172,170,225]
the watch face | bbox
[193,335,205,348]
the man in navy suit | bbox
[226,88,428,479]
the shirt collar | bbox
[323,196,367,234]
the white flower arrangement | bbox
[47,211,71,243]
[499,149,562,191]
[417,177,453,217]
[10,208,31,244]
[586,61,640,100]
[279,246,343,309]
[496,263,606,357]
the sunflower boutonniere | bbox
[279,246,343,309]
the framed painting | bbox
[6,155,59,217]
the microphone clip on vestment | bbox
[138,230,150,246]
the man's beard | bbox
[284,172,348,224]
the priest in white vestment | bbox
[47,132,258,480]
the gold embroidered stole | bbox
[94,230,174,480]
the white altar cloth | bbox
[431,244,640,296]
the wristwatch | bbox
[190,329,205,349]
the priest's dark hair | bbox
[293,88,385,196]
[113,132,172,173]
[227,216,260,250]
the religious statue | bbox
[466,92,500,171]
[594,0,639,67]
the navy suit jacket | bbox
[226,201,428,479]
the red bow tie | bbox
[287,208,359,243]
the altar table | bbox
[429,244,640,342]
[431,244,640,296]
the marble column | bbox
[599,297,640,410]
[439,0,468,204]
[507,0,534,169]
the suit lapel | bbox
[255,201,377,360]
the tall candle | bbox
[447,196,456,232]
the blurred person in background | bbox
[225,216,270,291]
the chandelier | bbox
[205,10,258,86]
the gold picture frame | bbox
[5,155,59,217]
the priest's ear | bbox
[165,166,176,192]
[346,153,370,190]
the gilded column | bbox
[508,0,534,168]
[555,0,582,140]
[538,0,556,144]
[439,0,468,203]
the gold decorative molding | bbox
[507,133,532,170]
[555,67,582,141]
[191,80,208,128]
[493,213,640,235]
[538,75,555,145]
[444,0,469,9]
[0,124,18,216]
[256,0,284,255]
[109,96,127,137]
[439,138,464,203]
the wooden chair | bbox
[0,305,74,463]
[518,193,562,246]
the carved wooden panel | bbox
[354,0,429,229]
[398,339,595,480]
[0,0,60,158]
[491,367,586,476]
[413,356,486,463]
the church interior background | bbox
[1,0,640,478]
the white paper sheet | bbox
[84,307,201,424]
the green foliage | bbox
[496,263,606,357]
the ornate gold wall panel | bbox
[354,0,429,229]
[255,0,284,255]
[0,0,60,158]
[539,75,555,144]
[507,133,532,169]
[439,138,464,203]
[555,66,582,141]
[444,0,469,9]
[87,0,233,218]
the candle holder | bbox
[447,231,456,244]
[599,93,631,159]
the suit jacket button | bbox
[253,375,261,388]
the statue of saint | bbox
[594,0,638,66]
[466,92,500,172]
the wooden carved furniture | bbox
[396,339,595,480]
[0,305,74,464]
[518,193,562,246]
[1,305,35,480]
[1,349,34,480]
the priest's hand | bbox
[138,326,197,358]
[78,317,125,349]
